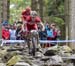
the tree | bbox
[68,0,75,49]
[31,0,44,20]
[64,0,69,45]
[31,0,39,13]
[0,0,3,39]
[39,0,44,21]
[2,0,10,21]
[0,0,3,22]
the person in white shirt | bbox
[9,25,16,40]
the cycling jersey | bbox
[22,10,30,21]
[26,16,41,31]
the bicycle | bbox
[21,30,40,56]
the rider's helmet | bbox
[30,11,37,17]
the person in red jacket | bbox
[21,6,31,21]
[47,23,61,46]
[2,26,10,40]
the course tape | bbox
[39,40,75,43]
[2,40,25,43]
[1,40,75,43]
[1,39,75,46]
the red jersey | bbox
[26,16,41,31]
[2,28,10,40]
[22,10,30,21]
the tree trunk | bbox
[31,0,39,13]
[39,0,44,21]
[2,0,10,21]
[31,0,44,21]
[68,0,75,49]
[65,0,69,44]
[0,0,3,22]
[0,0,3,40]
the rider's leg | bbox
[36,33,41,49]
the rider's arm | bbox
[35,17,45,31]
[39,22,45,31]
[22,24,24,31]
[22,21,27,31]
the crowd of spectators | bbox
[2,21,61,45]
[39,22,61,47]
[39,22,61,40]
[2,21,22,40]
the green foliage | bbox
[47,0,64,16]
[9,0,31,24]
[46,0,65,25]
[51,17,64,25]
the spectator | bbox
[39,30,47,40]
[38,23,47,40]
[45,23,54,47]
[13,21,17,29]
[50,23,61,46]
[16,21,22,40]
[9,25,16,40]
[2,21,8,26]
[45,22,49,30]
[50,23,61,40]
[2,25,10,40]
[45,23,54,40]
